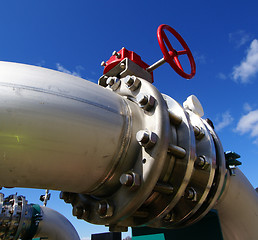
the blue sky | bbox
[1,1,258,239]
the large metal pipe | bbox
[0,61,133,194]
[215,168,258,240]
[1,60,258,239]
[34,206,80,240]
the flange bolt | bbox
[136,130,157,149]
[98,201,114,218]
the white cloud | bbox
[195,54,206,64]
[229,30,251,48]
[217,72,227,80]
[243,102,252,112]
[81,237,90,240]
[215,111,234,131]
[56,63,84,77]
[232,39,258,83]
[236,110,258,136]
[36,60,46,67]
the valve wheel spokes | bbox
[157,24,196,79]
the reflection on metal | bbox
[0,193,80,240]
[0,59,257,240]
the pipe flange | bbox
[70,75,170,228]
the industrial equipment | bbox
[0,24,257,240]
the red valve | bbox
[157,24,196,79]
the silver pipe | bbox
[0,61,130,194]
[34,206,80,240]
[215,168,258,240]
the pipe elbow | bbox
[34,206,80,240]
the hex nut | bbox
[136,94,155,111]
[112,51,121,58]
[101,61,106,66]
[163,212,174,222]
[72,206,84,219]
[60,192,74,203]
[106,77,121,91]
[124,75,141,91]
[136,130,157,149]
[120,173,134,186]
[120,172,140,190]
[185,187,197,201]
[195,155,210,170]
[98,201,114,218]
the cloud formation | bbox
[236,110,258,144]
[232,39,258,83]
[215,111,234,131]
[229,30,251,48]
[56,63,84,77]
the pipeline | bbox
[0,25,258,240]
[0,193,80,240]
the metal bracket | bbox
[99,58,153,87]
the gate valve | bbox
[101,24,196,82]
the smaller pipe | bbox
[34,206,80,240]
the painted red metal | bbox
[157,24,196,79]
[103,47,154,82]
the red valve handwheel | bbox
[157,24,196,79]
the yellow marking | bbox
[16,136,20,143]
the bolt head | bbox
[163,212,174,222]
[120,172,140,190]
[185,187,197,201]
[120,173,134,186]
[106,77,115,86]
[137,94,148,105]
[137,94,155,111]
[195,156,209,169]
[136,130,157,149]
[98,201,113,218]
[124,75,141,91]
[72,206,84,219]
[136,130,149,144]
[124,76,135,87]
[112,51,121,58]
[120,62,126,69]
[106,77,121,90]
